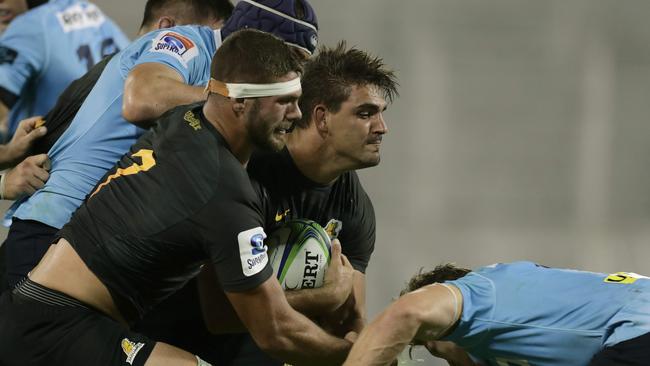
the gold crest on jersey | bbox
[121,338,145,365]
[323,219,343,240]
[184,110,202,131]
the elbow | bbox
[122,93,151,125]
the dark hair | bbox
[140,0,234,29]
[400,264,471,296]
[295,41,399,129]
[211,29,304,84]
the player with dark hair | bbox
[345,261,650,365]
[199,41,398,364]
[0,28,351,366]
[2,0,319,290]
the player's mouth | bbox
[274,123,293,135]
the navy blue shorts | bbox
[0,279,156,366]
[590,332,650,365]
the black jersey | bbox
[59,103,272,322]
[31,54,113,155]
[248,149,376,273]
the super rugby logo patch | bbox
[121,338,144,365]
[151,31,198,68]
[238,227,268,277]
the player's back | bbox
[10,25,220,230]
[0,0,129,135]
[445,261,650,365]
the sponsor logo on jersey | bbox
[150,31,198,67]
[238,227,268,277]
[274,208,291,222]
[121,338,145,365]
[57,3,106,33]
[184,110,202,130]
[0,46,17,65]
[323,219,343,240]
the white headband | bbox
[205,77,301,98]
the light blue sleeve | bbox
[122,28,207,84]
[0,11,45,95]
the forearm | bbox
[260,306,352,366]
[343,305,421,366]
[285,286,341,317]
[0,144,13,169]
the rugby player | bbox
[344,261,650,365]
[0,29,351,366]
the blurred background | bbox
[13,0,650,364]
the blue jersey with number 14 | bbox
[0,0,129,135]
[10,25,221,230]
[444,261,650,365]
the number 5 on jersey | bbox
[91,149,156,197]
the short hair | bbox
[140,0,234,29]
[400,263,471,296]
[211,29,304,84]
[295,41,399,129]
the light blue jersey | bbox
[444,261,650,365]
[0,0,129,136]
[11,25,221,229]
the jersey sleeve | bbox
[339,187,376,273]
[199,189,274,293]
[0,12,45,102]
[125,28,206,84]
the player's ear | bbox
[313,105,328,133]
[156,16,176,30]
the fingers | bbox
[340,253,352,268]
[330,239,342,266]
[30,153,50,170]
[16,116,44,134]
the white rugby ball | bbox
[267,219,332,290]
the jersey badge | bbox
[323,219,343,240]
[604,272,649,284]
[0,46,17,65]
[274,208,291,222]
[238,227,268,277]
[184,111,202,130]
[151,31,198,67]
[121,338,145,365]
[57,3,106,33]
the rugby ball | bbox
[267,219,332,290]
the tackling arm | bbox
[343,284,469,366]
[122,62,205,128]
[226,275,352,366]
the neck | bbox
[286,128,345,185]
[203,101,253,166]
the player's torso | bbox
[446,261,650,365]
[62,103,251,319]
[248,149,375,271]
[13,25,218,229]
[7,0,128,131]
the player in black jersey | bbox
[200,42,398,364]
[0,30,351,366]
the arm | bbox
[226,275,352,366]
[199,240,355,333]
[284,239,355,317]
[0,116,46,169]
[1,153,50,200]
[343,284,465,366]
[122,62,205,127]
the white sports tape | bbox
[205,77,301,98]
[196,355,212,366]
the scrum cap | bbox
[221,0,318,55]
